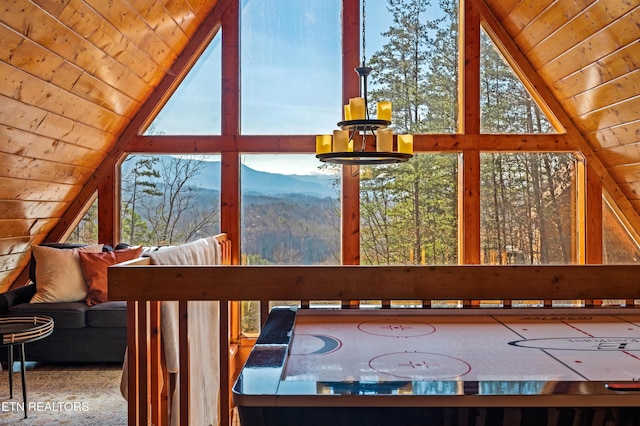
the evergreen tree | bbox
[121,156,162,244]
[478,31,572,264]
[361,155,457,265]
[361,0,459,265]
[361,0,573,266]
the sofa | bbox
[0,243,140,363]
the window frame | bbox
[86,0,610,340]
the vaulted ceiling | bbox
[0,0,638,291]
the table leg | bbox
[20,343,27,419]
[7,345,13,399]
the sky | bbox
[147,0,443,175]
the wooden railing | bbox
[115,234,231,426]
[109,262,640,425]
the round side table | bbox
[0,315,54,419]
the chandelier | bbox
[315,0,413,166]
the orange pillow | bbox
[79,246,143,306]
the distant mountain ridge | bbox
[123,158,337,198]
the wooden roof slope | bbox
[0,0,221,290]
[0,0,638,291]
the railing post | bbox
[126,301,139,425]
[220,300,230,426]
[179,301,189,426]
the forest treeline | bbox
[360,0,573,265]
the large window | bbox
[603,197,640,264]
[366,0,459,134]
[67,197,98,245]
[103,0,640,338]
[360,155,458,266]
[480,29,554,134]
[144,32,222,135]
[240,154,339,265]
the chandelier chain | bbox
[362,0,367,65]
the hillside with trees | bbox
[116,155,340,265]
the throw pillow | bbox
[79,246,143,306]
[30,244,104,303]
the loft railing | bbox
[109,257,640,426]
[113,234,231,426]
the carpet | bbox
[0,364,127,425]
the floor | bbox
[0,361,242,425]
[0,361,127,425]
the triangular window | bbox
[67,197,98,244]
[143,31,222,136]
[603,196,640,264]
[480,28,555,134]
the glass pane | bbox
[144,32,222,135]
[603,197,640,264]
[240,0,341,134]
[120,155,221,245]
[240,154,341,334]
[367,0,459,134]
[480,29,555,134]
[66,197,98,245]
[360,154,459,266]
[241,154,340,265]
[360,156,458,327]
[240,301,260,337]
[480,153,576,265]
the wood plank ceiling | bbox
[0,0,638,291]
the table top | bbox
[0,315,54,346]
[233,308,640,407]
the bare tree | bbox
[123,156,219,245]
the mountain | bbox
[242,166,337,198]
[198,161,337,197]
[122,157,337,198]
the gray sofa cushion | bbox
[8,302,88,328]
[86,301,127,328]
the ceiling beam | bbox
[125,133,574,154]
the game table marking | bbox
[357,319,436,338]
[494,313,640,382]
[289,334,343,355]
[368,351,472,380]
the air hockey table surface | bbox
[233,307,640,425]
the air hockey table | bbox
[233,307,640,426]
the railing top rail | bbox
[109,264,640,302]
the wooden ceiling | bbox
[488,0,639,189]
[0,0,638,291]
